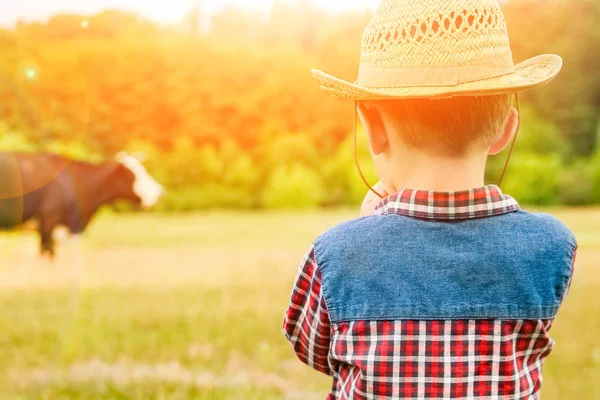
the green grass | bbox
[0,208,599,399]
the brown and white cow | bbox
[0,152,164,256]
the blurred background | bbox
[0,0,598,399]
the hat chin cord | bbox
[353,94,521,199]
[353,100,387,198]
[498,93,520,187]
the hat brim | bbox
[312,54,562,100]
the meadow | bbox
[0,208,599,400]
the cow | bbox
[0,152,164,257]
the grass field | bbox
[0,208,599,400]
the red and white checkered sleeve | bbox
[283,245,333,376]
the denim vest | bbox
[314,210,577,323]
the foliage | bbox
[557,161,596,206]
[321,129,379,206]
[501,153,563,206]
[503,0,600,156]
[591,150,600,201]
[263,164,325,209]
[0,123,34,153]
[0,3,599,208]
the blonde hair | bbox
[368,95,512,156]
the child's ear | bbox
[489,107,519,155]
[357,102,389,155]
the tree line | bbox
[0,0,598,209]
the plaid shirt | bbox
[283,186,575,399]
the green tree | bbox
[263,164,325,209]
[501,153,563,205]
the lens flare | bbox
[25,68,36,80]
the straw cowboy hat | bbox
[312,0,562,100]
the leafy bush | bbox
[0,124,101,162]
[557,162,597,206]
[158,184,255,211]
[46,140,102,163]
[590,150,600,202]
[146,138,262,210]
[0,125,36,152]
[516,105,570,156]
[262,163,325,209]
[500,153,563,205]
[321,130,378,206]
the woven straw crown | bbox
[312,0,562,100]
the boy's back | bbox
[284,186,576,399]
[282,0,574,398]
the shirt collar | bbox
[374,185,520,221]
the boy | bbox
[283,0,577,399]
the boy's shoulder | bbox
[314,210,577,259]
[313,215,386,250]
[513,209,578,248]
[317,215,379,238]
